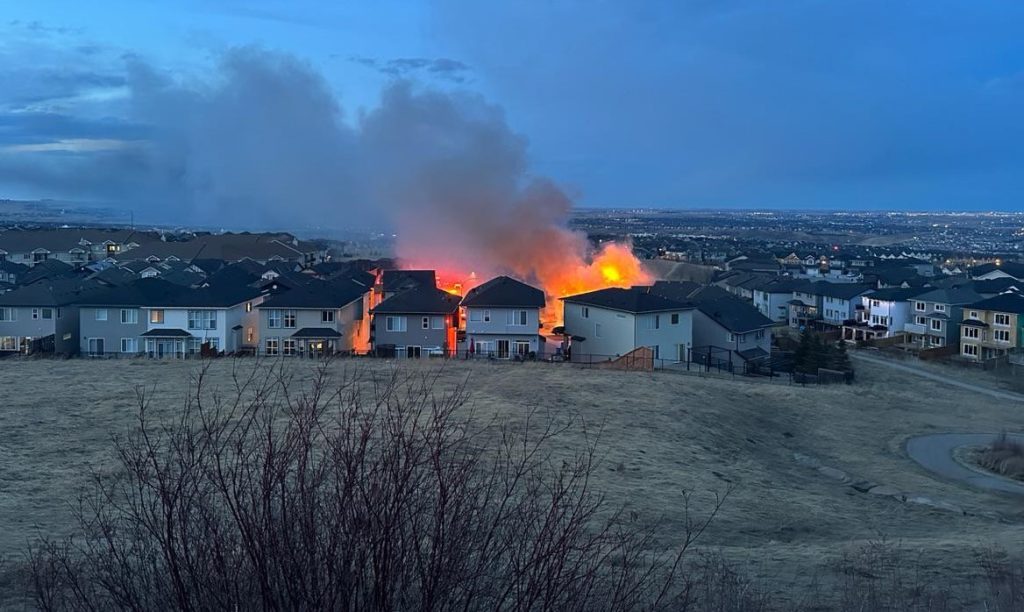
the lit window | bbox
[150,309,164,324]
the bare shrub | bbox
[831,539,959,611]
[26,360,734,611]
[976,433,1024,480]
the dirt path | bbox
[851,352,1024,403]
[906,433,1024,495]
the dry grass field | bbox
[1,355,1023,607]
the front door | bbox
[406,346,421,358]
[496,339,510,359]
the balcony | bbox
[903,322,927,335]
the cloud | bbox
[0,138,141,154]
[348,55,471,83]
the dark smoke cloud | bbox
[0,45,581,275]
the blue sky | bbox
[1,0,1023,216]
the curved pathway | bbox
[905,433,1024,495]
[852,352,1024,403]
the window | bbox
[994,329,1011,343]
[120,338,138,353]
[671,313,679,325]
[0,308,14,322]
[963,326,980,339]
[755,330,765,339]
[726,333,736,343]
[422,316,430,329]
[268,310,283,328]
[915,301,926,311]
[915,316,927,325]
[929,336,943,346]
[431,316,444,330]
[934,304,946,312]
[187,310,217,330]
[56,308,62,320]
[582,306,589,318]
[469,310,482,322]
[507,310,528,326]
[385,316,407,332]
[246,302,253,313]
[246,327,255,343]
[321,310,335,323]
[595,323,603,338]
[283,339,297,355]
[483,310,491,322]
[95,309,108,321]
[930,319,943,331]
[963,344,979,356]
[654,315,660,329]
[150,309,164,324]
[120,309,138,324]
[0,336,17,351]
[265,338,279,355]
[969,311,979,320]
[283,310,296,328]
[871,300,880,308]
[995,313,1011,326]
[35,308,53,320]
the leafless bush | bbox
[26,359,733,611]
[831,539,959,611]
[976,433,1024,480]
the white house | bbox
[561,287,694,363]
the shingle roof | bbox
[865,287,928,302]
[259,279,368,309]
[461,276,545,308]
[77,277,260,308]
[967,293,1024,314]
[970,261,1024,280]
[371,285,460,315]
[694,296,775,333]
[140,328,192,338]
[290,327,343,338]
[0,278,105,306]
[561,287,692,314]
[805,282,874,301]
[381,270,436,294]
[649,280,702,302]
[912,287,985,305]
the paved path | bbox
[905,433,1024,495]
[851,352,1024,403]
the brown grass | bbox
[976,434,1024,481]
[1,356,1024,608]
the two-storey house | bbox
[0,279,102,354]
[904,287,984,349]
[370,285,460,358]
[257,278,371,357]
[959,293,1024,361]
[561,287,694,363]
[460,275,545,359]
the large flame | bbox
[413,241,650,330]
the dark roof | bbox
[140,328,192,338]
[77,277,260,308]
[259,278,368,309]
[381,270,436,294]
[960,319,989,328]
[912,287,985,305]
[970,261,1024,280]
[864,287,928,302]
[806,282,874,301]
[649,280,702,302]
[967,293,1024,315]
[290,327,343,338]
[736,347,769,361]
[694,296,775,333]
[371,285,460,315]
[748,278,809,293]
[20,259,78,285]
[461,276,545,308]
[0,260,28,275]
[0,278,104,307]
[561,287,692,314]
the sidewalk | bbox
[851,351,1024,403]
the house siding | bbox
[691,310,771,364]
[372,313,452,355]
[79,307,147,355]
[463,306,543,357]
[0,305,79,354]
[563,302,693,363]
